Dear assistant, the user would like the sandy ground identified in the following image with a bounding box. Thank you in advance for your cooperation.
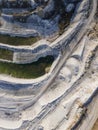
[92,119,98,130]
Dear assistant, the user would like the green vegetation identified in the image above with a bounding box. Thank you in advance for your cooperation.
[0,56,54,79]
[0,48,13,60]
[0,35,40,46]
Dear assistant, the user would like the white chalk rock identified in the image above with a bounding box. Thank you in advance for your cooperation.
[59,66,72,82]
[66,57,80,75]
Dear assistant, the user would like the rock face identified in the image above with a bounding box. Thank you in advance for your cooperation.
[0,0,90,64]
[0,0,98,130]
[0,0,80,37]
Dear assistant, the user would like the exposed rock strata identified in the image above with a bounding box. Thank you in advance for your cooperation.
[0,0,91,64]
[0,0,97,130]
[0,37,98,130]
[0,0,80,38]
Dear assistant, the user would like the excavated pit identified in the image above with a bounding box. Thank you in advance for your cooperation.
[0,0,97,130]
[0,0,80,40]
[0,0,81,79]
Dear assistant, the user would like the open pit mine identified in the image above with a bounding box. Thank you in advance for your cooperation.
[0,0,98,130]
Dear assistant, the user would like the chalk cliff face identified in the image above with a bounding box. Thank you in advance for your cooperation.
[0,0,98,130]
[0,0,80,37]
[0,0,82,64]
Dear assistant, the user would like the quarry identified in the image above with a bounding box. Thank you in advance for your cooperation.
[0,0,97,130]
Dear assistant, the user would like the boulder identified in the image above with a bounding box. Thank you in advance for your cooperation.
[66,3,75,12]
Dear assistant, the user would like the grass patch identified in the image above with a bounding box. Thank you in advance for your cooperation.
[0,35,40,46]
[0,56,54,78]
[0,48,13,60]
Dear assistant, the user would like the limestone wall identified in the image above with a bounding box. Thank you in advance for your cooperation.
[0,0,90,64]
